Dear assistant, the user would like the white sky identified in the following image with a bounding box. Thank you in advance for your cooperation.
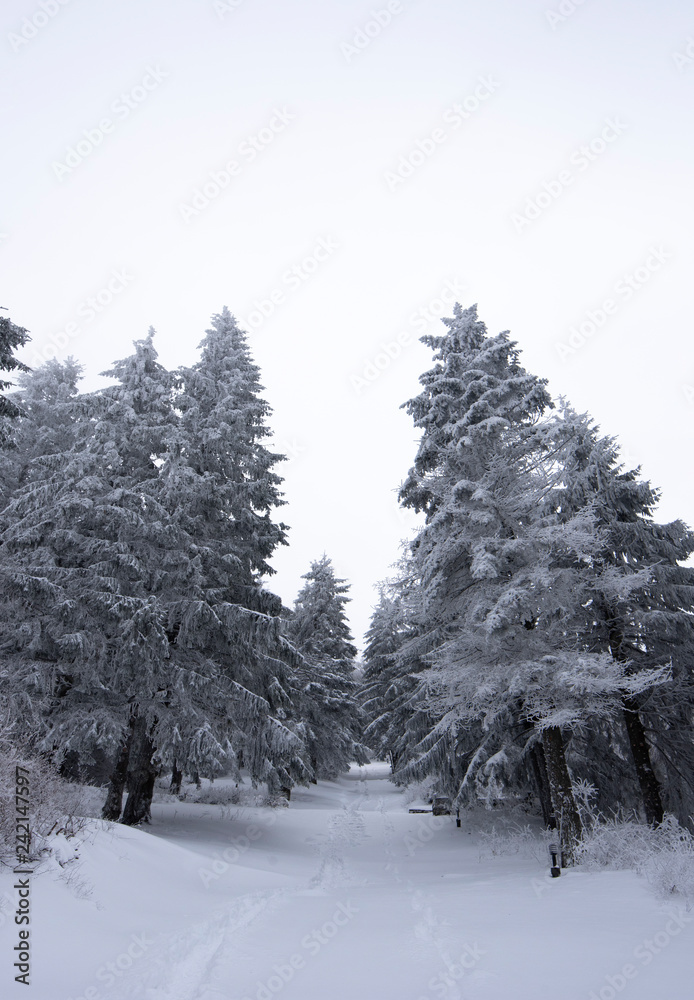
[3,0,693,648]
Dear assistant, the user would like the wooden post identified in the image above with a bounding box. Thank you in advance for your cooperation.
[549,842,561,878]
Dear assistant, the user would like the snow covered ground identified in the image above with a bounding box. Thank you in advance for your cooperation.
[2,762,692,1000]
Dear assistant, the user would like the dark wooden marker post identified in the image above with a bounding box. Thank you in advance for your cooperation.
[549,842,561,878]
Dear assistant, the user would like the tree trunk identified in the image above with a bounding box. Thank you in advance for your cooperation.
[606,610,665,826]
[59,749,81,782]
[528,743,556,830]
[122,715,157,826]
[541,727,582,860]
[102,725,133,821]
[622,696,664,826]
[169,761,182,796]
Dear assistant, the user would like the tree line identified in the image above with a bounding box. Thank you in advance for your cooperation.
[2,302,692,855]
[0,308,366,825]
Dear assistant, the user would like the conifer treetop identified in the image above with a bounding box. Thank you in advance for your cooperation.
[292,554,357,665]
[400,303,553,514]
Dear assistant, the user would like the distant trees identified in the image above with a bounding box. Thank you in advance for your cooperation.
[285,555,367,779]
[361,556,425,771]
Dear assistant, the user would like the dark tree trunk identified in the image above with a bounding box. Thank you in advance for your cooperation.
[622,696,664,826]
[542,727,582,860]
[606,611,665,826]
[59,749,81,782]
[102,726,133,821]
[528,743,556,830]
[122,715,157,826]
[169,762,182,795]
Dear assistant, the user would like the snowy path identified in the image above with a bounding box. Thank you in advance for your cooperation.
[135,764,498,1000]
[4,763,692,999]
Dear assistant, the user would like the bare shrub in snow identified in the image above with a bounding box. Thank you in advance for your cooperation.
[174,779,287,810]
[575,814,694,900]
[477,822,553,862]
[0,731,92,864]
[403,776,437,806]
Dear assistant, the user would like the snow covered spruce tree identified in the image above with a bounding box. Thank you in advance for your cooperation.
[394,304,667,853]
[285,555,367,779]
[0,309,30,430]
[0,337,194,823]
[546,406,694,826]
[164,307,310,797]
[0,348,174,816]
[0,317,311,824]
[360,556,428,771]
[104,315,312,819]
[0,358,95,733]
[360,585,407,766]
[92,328,192,823]
[0,358,84,518]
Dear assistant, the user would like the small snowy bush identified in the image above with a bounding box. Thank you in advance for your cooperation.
[403,776,438,806]
[189,784,244,806]
[477,822,549,861]
[575,814,694,900]
[0,735,89,865]
[175,780,287,809]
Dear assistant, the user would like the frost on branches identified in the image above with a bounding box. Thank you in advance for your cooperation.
[0,311,311,826]
[369,303,681,853]
[285,555,368,779]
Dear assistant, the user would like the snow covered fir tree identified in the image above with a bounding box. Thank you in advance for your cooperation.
[284,554,368,779]
[361,303,694,854]
[1,301,692,865]
[0,310,313,825]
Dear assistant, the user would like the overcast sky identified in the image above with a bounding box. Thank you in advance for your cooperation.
[3,0,693,648]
